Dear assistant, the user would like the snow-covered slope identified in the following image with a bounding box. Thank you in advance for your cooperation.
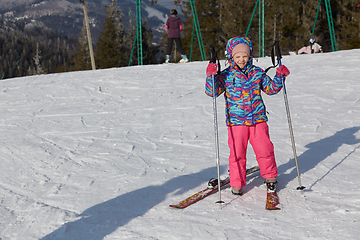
[0,49,360,239]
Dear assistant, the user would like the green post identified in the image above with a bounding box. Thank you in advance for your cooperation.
[259,0,265,57]
[245,0,264,57]
[312,0,322,38]
[245,0,259,37]
[136,0,143,65]
[312,0,337,52]
[189,0,206,61]
[129,32,137,66]
[324,0,337,51]
[189,20,195,61]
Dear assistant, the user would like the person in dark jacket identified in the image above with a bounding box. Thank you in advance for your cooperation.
[165,9,188,63]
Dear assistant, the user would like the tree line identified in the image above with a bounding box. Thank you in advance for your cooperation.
[73,0,160,71]
[0,0,159,80]
[179,0,360,60]
[0,17,77,80]
[1,0,359,80]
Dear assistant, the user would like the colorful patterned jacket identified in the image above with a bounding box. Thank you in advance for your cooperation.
[205,37,284,126]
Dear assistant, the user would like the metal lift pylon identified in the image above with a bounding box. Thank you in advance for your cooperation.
[245,0,265,57]
[312,0,338,52]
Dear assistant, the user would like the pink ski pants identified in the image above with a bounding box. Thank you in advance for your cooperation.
[227,122,278,188]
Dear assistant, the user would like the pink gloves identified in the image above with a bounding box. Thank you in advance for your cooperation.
[276,65,290,78]
[206,63,218,77]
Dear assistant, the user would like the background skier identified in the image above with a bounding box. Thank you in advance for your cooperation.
[298,37,323,54]
[165,9,189,63]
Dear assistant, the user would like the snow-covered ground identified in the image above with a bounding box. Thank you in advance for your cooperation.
[0,49,360,239]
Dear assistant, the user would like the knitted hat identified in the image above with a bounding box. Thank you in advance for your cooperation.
[170,9,177,15]
[226,37,253,59]
[231,43,250,57]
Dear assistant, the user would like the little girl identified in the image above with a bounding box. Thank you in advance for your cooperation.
[205,37,290,195]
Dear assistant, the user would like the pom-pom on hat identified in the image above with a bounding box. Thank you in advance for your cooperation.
[226,37,253,59]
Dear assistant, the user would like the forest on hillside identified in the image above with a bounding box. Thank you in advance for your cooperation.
[0,0,159,80]
[1,0,360,80]
[0,18,78,80]
[178,0,360,60]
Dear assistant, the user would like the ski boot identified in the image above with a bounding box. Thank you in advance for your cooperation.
[231,187,243,196]
[265,179,277,193]
[179,55,189,63]
[207,178,218,189]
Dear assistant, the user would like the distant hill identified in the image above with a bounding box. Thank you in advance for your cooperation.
[0,16,79,80]
[0,0,177,44]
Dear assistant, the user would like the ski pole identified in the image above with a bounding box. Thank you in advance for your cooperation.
[209,45,224,204]
[274,41,305,191]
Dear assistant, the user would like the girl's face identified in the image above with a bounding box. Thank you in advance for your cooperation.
[233,52,249,69]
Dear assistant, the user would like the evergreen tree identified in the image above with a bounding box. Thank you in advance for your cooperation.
[177,0,359,58]
[71,20,92,71]
[179,0,222,61]
[265,0,311,54]
[333,0,360,49]
[132,21,160,65]
[95,0,127,69]
[0,17,77,80]
[127,9,137,66]
[34,42,44,75]
[128,16,160,65]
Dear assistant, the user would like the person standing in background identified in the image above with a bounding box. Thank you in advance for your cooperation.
[165,9,189,63]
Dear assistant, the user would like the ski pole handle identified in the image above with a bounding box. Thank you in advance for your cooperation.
[209,45,216,63]
[274,40,282,64]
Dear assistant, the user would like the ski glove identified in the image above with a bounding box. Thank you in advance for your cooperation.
[276,65,290,78]
[206,63,218,77]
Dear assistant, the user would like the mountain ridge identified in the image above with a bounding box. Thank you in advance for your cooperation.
[0,0,176,44]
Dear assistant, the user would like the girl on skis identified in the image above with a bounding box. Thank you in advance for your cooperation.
[205,37,290,195]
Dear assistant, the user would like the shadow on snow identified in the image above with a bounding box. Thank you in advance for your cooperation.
[277,126,360,190]
[40,166,223,240]
[41,126,360,238]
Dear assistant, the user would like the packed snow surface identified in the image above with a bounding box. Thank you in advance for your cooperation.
[0,49,360,239]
